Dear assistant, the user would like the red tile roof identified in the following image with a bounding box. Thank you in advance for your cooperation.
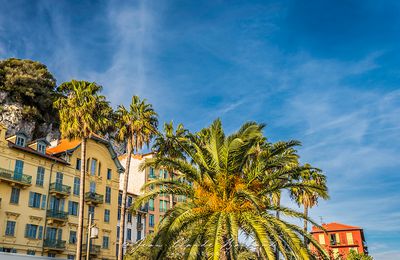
[47,139,81,155]
[8,142,69,164]
[311,222,362,233]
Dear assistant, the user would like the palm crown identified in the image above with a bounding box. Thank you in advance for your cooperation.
[132,119,329,260]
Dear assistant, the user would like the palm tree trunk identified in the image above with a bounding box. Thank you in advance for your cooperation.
[76,137,87,260]
[118,142,133,260]
[303,205,309,246]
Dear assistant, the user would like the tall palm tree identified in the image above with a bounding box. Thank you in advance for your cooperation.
[54,80,112,259]
[116,96,158,260]
[290,165,329,245]
[132,119,329,259]
[152,121,187,208]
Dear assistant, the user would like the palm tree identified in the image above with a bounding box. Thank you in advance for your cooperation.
[152,121,187,208]
[291,165,329,245]
[132,119,329,259]
[116,96,158,260]
[54,80,112,259]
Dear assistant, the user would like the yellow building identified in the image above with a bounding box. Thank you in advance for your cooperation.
[0,124,123,259]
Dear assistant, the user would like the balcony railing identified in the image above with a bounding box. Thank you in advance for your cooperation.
[0,167,32,187]
[47,210,68,221]
[84,192,103,205]
[83,244,101,255]
[43,238,66,250]
[49,182,71,196]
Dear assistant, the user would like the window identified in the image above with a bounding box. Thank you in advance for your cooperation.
[104,209,110,223]
[36,167,45,186]
[118,192,122,206]
[37,142,46,154]
[164,170,168,179]
[149,199,154,211]
[127,228,131,241]
[73,177,80,195]
[127,213,132,223]
[90,181,96,193]
[107,169,112,180]
[102,236,109,249]
[27,250,36,255]
[137,231,142,241]
[98,162,101,176]
[346,232,354,244]
[137,214,142,224]
[10,187,20,204]
[318,234,325,245]
[330,233,339,245]
[14,160,24,179]
[159,200,167,212]
[67,255,75,260]
[38,226,43,239]
[5,221,16,236]
[88,206,95,219]
[105,187,111,203]
[118,209,121,220]
[29,192,43,208]
[25,224,38,239]
[149,167,155,178]
[90,158,97,175]
[16,135,25,147]
[68,201,79,216]
[117,226,120,240]
[48,253,56,258]
[127,196,132,207]
[69,231,77,244]
[76,159,81,170]
[159,169,163,179]
[149,214,154,227]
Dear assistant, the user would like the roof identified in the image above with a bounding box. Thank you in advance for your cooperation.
[118,152,155,161]
[47,139,81,154]
[47,137,125,173]
[311,222,362,233]
[8,141,69,164]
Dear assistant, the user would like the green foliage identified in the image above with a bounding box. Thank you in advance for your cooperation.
[0,58,58,122]
[54,80,112,139]
[130,119,330,260]
[347,250,373,260]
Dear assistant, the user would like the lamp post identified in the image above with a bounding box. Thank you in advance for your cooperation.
[86,213,98,260]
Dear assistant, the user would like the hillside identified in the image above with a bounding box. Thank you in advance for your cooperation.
[0,58,60,140]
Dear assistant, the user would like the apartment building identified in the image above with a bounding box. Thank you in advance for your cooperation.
[117,153,172,239]
[311,222,369,258]
[0,123,123,259]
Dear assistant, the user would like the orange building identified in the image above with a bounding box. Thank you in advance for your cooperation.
[311,222,368,259]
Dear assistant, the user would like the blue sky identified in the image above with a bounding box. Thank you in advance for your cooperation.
[1,0,400,258]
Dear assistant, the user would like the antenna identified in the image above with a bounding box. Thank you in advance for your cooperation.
[319,216,324,224]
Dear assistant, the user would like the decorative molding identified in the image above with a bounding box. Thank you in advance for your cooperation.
[29,216,43,222]
[5,211,20,219]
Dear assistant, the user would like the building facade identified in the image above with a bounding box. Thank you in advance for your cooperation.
[117,152,181,253]
[0,124,123,259]
[311,222,369,258]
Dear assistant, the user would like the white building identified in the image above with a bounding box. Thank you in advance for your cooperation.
[117,153,153,255]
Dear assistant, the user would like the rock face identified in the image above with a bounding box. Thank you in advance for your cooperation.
[0,91,60,141]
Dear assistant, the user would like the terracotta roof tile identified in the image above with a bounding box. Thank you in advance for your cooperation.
[311,222,362,233]
[47,139,81,154]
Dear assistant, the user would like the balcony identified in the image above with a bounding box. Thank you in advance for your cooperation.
[83,244,101,255]
[43,238,66,251]
[138,203,148,213]
[49,183,71,197]
[84,192,103,205]
[0,167,32,188]
[46,210,68,224]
